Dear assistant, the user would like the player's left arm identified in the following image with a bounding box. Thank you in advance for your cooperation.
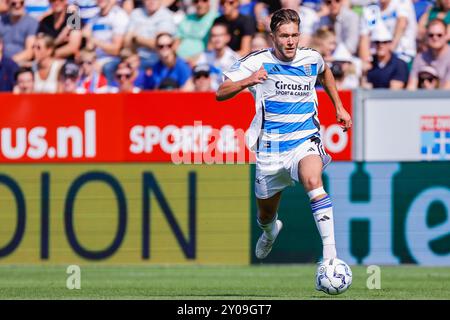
[317,64,352,132]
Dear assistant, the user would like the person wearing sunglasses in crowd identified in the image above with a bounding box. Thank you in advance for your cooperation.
[125,0,176,72]
[57,60,86,93]
[365,22,409,89]
[417,65,441,89]
[408,18,450,89]
[418,0,450,43]
[0,0,38,64]
[113,61,141,93]
[31,32,64,92]
[143,32,192,91]
[192,63,212,92]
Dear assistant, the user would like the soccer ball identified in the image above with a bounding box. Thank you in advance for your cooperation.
[315,258,352,295]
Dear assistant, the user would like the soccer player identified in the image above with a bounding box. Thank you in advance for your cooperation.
[216,9,352,263]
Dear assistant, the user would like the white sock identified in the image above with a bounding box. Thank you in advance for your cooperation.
[257,213,278,240]
[310,195,337,260]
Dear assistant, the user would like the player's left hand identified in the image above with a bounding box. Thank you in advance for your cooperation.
[336,108,352,132]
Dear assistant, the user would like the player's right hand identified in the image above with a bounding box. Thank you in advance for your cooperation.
[247,66,268,86]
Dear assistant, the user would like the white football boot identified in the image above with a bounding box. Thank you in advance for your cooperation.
[255,220,283,259]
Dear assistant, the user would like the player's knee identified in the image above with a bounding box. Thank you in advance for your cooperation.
[303,176,322,190]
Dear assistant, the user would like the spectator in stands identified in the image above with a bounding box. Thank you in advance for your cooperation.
[143,32,192,90]
[214,0,255,57]
[196,22,239,89]
[254,0,281,32]
[417,65,441,89]
[175,0,217,64]
[253,2,268,32]
[365,23,409,89]
[77,47,105,91]
[58,60,86,93]
[83,0,129,84]
[408,19,450,89]
[239,0,258,20]
[330,43,361,89]
[77,47,108,92]
[13,66,34,93]
[192,63,212,91]
[117,47,146,88]
[125,0,176,71]
[114,61,141,92]
[0,35,19,91]
[25,0,50,21]
[0,0,38,64]
[316,0,359,55]
[31,33,64,92]
[311,27,337,64]
[37,0,82,59]
[71,0,100,26]
[0,36,19,92]
[418,0,450,42]
[280,0,318,47]
[251,31,269,51]
[360,0,417,65]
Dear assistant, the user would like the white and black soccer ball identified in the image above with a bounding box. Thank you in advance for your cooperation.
[315,258,352,295]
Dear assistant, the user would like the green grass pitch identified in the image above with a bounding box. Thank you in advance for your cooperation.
[0,265,449,299]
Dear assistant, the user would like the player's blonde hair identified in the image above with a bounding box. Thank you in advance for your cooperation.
[270,9,301,33]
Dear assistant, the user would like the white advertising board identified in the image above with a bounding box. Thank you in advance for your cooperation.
[363,97,450,161]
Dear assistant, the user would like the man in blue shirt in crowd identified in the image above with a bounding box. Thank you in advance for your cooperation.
[366,24,409,89]
[0,35,19,91]
[144,32,192,90]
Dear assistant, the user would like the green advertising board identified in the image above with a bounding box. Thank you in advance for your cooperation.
[251,162,450,265]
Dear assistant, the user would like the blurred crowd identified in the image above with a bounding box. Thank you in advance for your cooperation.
[0,0,449,94]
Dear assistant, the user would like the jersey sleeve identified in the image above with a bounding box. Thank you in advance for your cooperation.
[222,54,261,82]
[314,50,326,74]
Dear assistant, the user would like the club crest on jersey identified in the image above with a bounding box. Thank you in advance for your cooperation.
[304,64,312,76]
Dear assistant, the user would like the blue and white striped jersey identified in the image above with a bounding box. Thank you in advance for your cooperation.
[87,5,129,60]
[25,0,50,21]
[223,47,325,153]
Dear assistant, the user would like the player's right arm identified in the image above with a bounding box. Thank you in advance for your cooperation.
[216,66,268,101]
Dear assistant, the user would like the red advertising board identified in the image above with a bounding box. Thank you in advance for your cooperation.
[0,91,352,163]
[0,94,124,162]
[316,90,352,161]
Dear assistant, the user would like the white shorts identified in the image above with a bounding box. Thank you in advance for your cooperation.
[254,135,332,199]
